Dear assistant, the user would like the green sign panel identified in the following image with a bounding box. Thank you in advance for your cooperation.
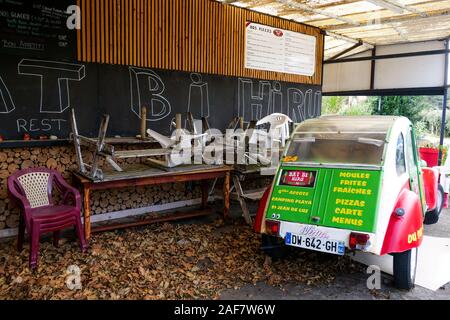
[266,166,382,233]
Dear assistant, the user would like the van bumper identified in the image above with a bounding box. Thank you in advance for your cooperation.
[273,221,378,255]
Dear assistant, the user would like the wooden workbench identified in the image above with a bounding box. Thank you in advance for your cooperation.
[72,164,232,241]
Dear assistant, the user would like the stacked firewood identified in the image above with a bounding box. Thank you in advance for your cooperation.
[89,183,202,215]
[0,146,202,230]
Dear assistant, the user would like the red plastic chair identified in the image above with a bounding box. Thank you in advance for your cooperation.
[7,168,88,269]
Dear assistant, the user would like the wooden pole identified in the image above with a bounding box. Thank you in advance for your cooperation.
[223,171,230,219]
[140,105,147,139]
[83,185,91,241]
[176,113,182,130]
[239,117,244,130]
[175,113,182,141]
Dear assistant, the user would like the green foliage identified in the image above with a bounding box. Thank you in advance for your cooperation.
[322,96,374,116]
[371,96,427,124]
[322,96,347,115]
[322,95,447,140]
[340,100,373,116]
[413,121,428,137]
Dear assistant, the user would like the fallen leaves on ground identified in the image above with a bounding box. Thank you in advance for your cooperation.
[0,219,363,300]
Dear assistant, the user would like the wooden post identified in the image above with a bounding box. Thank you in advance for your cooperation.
[91,114,110,180]
[176,113,182,130]
[70,109,86,174]
[223,171,230,219]
[140,106,147,139]
[187,112,195,134]
[83,185,91,241]
[239,117,244,130]
[201,180,208,209]
[232,174,252,225]
[175,113,182,141]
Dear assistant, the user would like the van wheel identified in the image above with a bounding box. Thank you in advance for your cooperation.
[424,185,444,225]
[393,248,417,290]
[261,234,290,260]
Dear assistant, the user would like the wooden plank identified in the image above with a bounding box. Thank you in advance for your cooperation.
[133,0,137,66]
[83,186,91,240]
[114,148,170,158]
[76,0,324,84]
[105,0,110,63]
[77,0,82,61]
[100,0,105,63]
[96,0,101,62]
[86,0,92,62]
[80,166,232,188]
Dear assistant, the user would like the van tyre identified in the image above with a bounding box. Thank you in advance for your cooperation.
[424,184,444,225]
[261,234,290,260]
[393,248,417,290]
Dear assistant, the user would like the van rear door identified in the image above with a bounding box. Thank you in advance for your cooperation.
[266,166,382,234]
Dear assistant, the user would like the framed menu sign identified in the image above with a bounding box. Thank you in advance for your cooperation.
[245,22,316,77]
[0,0,76,61]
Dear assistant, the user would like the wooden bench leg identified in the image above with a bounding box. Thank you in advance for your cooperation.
[223,172,230,219]
[201,180,208,209]
[83,185,91,242]
[232,175,253,225]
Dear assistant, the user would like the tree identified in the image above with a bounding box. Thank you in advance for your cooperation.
[371,96,428,124]
[322,96,347,115]
[322,96,374,116]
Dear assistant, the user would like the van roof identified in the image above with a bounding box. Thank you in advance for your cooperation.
[294,115,403,135]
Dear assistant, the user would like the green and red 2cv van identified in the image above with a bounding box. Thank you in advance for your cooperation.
[254,116,444,290]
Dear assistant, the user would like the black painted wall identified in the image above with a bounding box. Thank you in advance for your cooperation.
[0,54,322,140]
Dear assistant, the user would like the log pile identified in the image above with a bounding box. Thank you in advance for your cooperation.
[89,183,201,215]
[0,146,202,230]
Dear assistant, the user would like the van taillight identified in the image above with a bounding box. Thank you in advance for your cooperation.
[349,232,370,250]
[265,220,280,236]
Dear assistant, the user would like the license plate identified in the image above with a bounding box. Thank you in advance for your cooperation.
[285,232,345,256]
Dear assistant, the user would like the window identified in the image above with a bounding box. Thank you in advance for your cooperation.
[406,129,420,194]
[396,133,406,175]
[286,132,386,165]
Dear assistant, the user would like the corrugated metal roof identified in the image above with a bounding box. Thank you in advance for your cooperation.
[218,0,450,58]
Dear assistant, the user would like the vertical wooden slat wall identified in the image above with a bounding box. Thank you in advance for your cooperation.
[78,0,323,85]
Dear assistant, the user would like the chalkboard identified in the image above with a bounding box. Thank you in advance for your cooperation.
[0,0,76,61]
[0,54,322,141]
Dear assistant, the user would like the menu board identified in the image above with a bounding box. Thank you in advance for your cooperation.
[266,167,380,233]
[0,0,76,60]
[245,22,316,76]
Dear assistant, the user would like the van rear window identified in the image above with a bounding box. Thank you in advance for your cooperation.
[286,133,386,165]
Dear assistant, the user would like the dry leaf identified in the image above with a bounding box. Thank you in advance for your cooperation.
[0,218,361,300]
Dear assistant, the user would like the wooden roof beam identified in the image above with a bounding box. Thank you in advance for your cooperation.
[366,0,426,17]
[221,0,241,4]
[247,0,277,9]
[323,8,450,31]
[276,0,362,26]
[327,41,364,61]
[326,30,375,49]
[367,0,427,17]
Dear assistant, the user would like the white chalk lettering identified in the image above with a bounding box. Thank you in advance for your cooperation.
[16,118,67,133]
